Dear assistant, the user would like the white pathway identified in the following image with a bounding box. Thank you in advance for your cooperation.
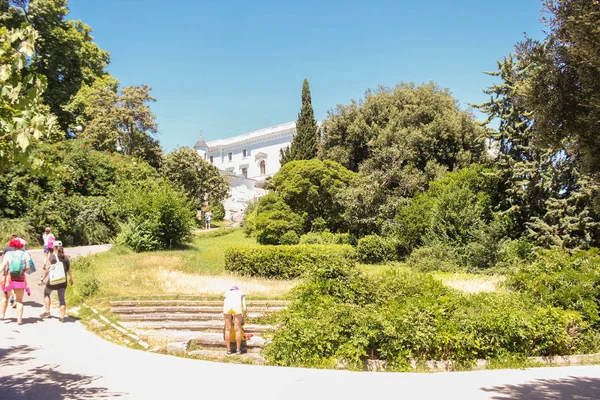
[1,246,599,399]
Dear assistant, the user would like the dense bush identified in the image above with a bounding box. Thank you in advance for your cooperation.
[111,179,196,251]
[506,248,600,325]
[271,159,356,233]
[115,219,161,252]
[27,194,117,246]
[298,232,357,246]
[279,231,300,245]
[264,268,587,370]
[406,242,459,272]
[243,193,303,245]
[224,244,356,279]
[356,234,397,264]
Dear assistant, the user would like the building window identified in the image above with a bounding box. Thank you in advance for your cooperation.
[242,149,247,158]
[260,160,266,175]
[228,152,232,161]
[209,155,213,164]
[242,167,248,178]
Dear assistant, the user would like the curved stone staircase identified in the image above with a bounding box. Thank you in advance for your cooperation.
[110,298,286,362]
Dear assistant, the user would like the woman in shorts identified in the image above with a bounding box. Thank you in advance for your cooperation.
[223,286,246,355]
[39,241,73,322]
[0,238,31,324]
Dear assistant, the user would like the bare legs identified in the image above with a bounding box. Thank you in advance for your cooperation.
[14,288,23,324]
[223,313,243,353]
[0,292,7,319]
[1,289,24,323]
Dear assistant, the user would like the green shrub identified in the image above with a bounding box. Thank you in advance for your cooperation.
[311,217,327,232]
[299,232,328,244]
[356,234,397,263]
[332,233,357,246]
[29,194,118,246]
[505,248,600,325]
[77,277,100,298]
[407,242,459,272]
[115,219,161,252]
[243,193,303,245]
[224,244,356,279]
[196,227,238,238]
[279,231,300,245]
[111,179,196,251]
[264,268,587,369]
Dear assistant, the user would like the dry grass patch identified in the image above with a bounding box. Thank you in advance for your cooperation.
[158,268,297,298]
[435,273,505,293]
[358,263,504,294]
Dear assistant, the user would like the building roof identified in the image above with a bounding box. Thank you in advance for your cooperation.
[193,139,208,149]
[206,121,296,149]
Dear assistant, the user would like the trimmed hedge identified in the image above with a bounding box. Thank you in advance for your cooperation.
[224,244,356,279]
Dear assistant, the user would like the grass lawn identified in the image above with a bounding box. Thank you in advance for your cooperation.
[357,262,505,293]
[71,228,297,306]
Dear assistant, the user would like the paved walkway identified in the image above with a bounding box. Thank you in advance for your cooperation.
[1,246,599,399]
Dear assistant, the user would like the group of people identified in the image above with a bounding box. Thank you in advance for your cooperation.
[1,227,73,324]
[3,227,244,355]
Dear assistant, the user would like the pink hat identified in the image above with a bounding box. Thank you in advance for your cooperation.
[231,286,239,291]
[45,227,51,232]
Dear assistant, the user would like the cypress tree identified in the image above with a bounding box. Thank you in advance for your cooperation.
[280,79,319,166]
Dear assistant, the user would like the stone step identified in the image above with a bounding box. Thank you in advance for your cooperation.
[120,320,273,334]
[191,332,267,348]
[111,306,283,314]
[187,349,265,363]
[109,300,289,307]
[118,312,268,322]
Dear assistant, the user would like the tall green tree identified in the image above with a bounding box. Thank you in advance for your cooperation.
[517,0,600,178]
[161,147,229,207]
[3,0,110,130]
[280,79,319,165]
[66,79,163,168]
[321,82,486,190]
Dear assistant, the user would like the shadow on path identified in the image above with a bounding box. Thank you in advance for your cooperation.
[0,345,126,399]
[23,301,43,308]
[481,376,600,399]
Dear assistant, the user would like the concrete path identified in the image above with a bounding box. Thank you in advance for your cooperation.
[1,245,600,399]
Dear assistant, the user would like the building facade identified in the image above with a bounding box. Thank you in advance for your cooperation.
[193,121,296,220]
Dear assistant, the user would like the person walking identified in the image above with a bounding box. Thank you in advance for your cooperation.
[39,241,73,323]
[0,238,31,324]
[205,209,212,229]
[223,286,246,355]
[42,227,55,268]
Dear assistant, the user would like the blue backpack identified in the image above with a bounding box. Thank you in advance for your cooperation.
[9,250,25,277]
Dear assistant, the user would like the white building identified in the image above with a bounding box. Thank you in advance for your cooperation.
[194,121,296,220]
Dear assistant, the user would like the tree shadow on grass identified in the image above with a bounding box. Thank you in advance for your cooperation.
[481,376,600,399]
[0,345,126,399]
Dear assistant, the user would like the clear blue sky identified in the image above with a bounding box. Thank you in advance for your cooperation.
[68,0,546,153]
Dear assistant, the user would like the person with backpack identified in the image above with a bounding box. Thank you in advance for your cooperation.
[39,240,73,323]
[0,238,31,324]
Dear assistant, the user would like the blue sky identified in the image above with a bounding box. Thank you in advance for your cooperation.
[68,0,546,153]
